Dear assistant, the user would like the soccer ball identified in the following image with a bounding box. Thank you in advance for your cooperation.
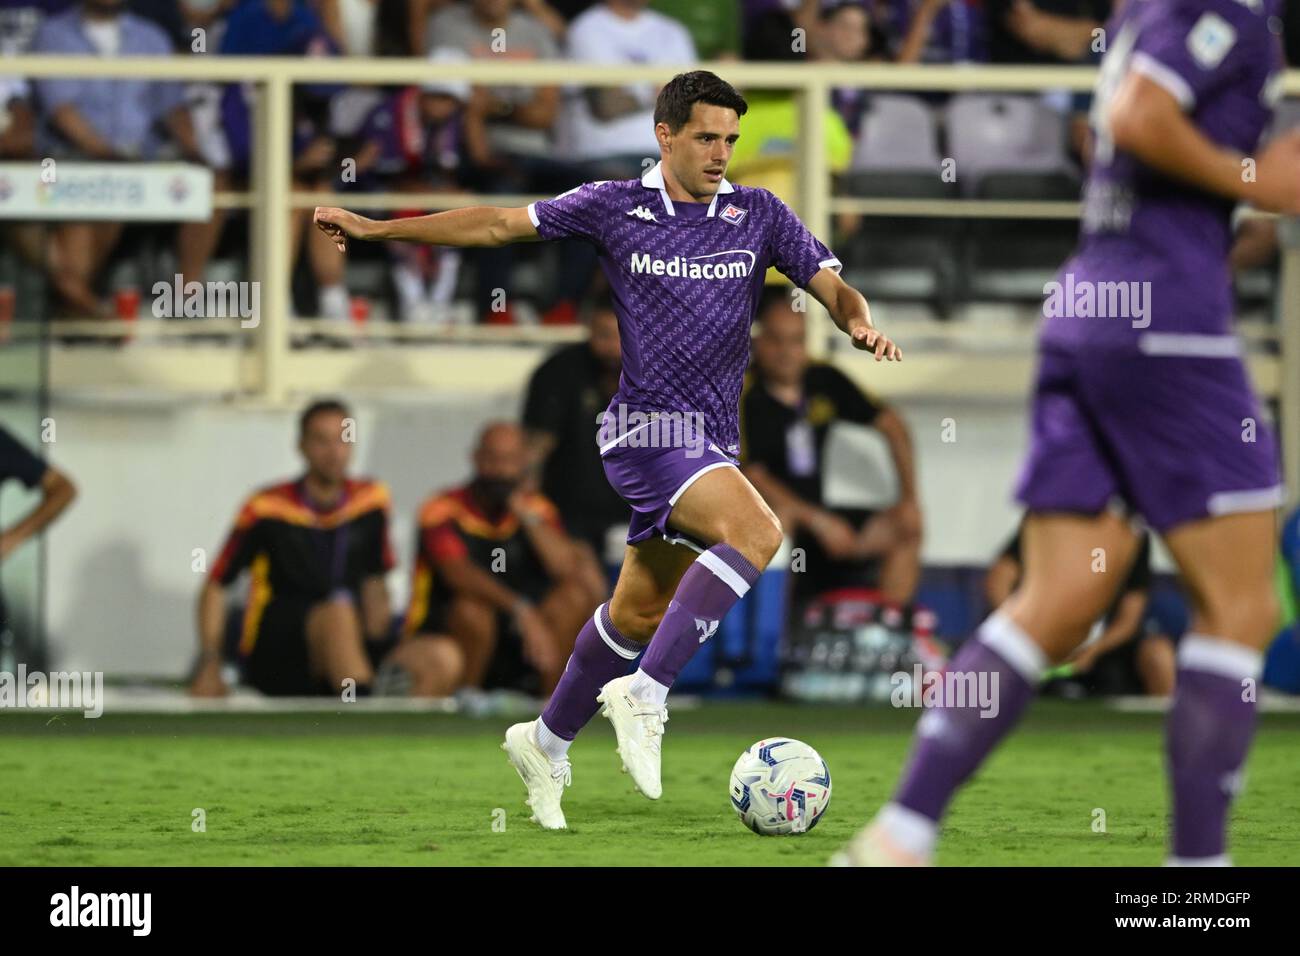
[729,737,832,835]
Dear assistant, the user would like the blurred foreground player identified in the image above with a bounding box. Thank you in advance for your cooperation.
[314,70,900,827]
[839,0,1300,866]
[191,400,461,697]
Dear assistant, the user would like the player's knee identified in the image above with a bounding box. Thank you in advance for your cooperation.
[422,638,465,689]
[733,512,782,567]
[609,602,661,644]
[1198,587,1279,648]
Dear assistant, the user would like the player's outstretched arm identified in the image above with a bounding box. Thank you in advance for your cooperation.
[1108,74,1300,215]
[312,205,541,253]
[807,267,901,362]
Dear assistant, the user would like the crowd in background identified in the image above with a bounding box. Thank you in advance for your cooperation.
[0,0,1195,323]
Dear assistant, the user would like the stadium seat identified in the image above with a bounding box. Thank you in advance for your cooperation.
[944,94,1078,199]
[851,94,943,177]
[839,97,960,315]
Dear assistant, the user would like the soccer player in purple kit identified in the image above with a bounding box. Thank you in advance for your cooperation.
[315,70,901,828]
[836,0,1300,866]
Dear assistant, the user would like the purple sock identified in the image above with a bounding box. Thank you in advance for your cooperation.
[1166,634,1261,864]
[637,543,760,689]
[894,612,1044,822]
[539,603,642,740]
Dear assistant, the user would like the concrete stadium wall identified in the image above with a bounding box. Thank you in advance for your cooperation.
[36,393,1039,676]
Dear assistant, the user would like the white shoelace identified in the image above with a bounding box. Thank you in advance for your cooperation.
[635,707,668,756]
[549,760,572,788]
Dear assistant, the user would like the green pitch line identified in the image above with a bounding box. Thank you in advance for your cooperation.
[2,701,1298,866]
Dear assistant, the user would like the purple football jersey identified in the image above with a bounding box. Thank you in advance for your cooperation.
[1042,0,1284,352]
[528,162,841,456]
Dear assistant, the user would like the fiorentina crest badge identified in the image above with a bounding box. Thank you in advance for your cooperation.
[719,203,747,225]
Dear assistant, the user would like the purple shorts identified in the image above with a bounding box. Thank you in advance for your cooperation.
[1015,345,1283,533]
[599,415,738,547]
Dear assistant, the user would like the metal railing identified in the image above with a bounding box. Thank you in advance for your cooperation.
[6,56,1300,501]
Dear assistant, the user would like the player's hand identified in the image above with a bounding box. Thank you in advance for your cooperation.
[0,530,20,563]
[1250,130,1300,215]
[850,325,902,362]
[189,660,228,698]
[313,206,378,252]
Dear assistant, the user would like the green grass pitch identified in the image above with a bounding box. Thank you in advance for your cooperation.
[2,701,1299,866]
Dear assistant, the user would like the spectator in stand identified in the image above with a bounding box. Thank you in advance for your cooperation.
[521,292,626,590]
[986,0,1107,64]
[0,78,46,292]
[192,398,463,698]
[348,48,470,323]
[650,0,739,60]
[219,0,355,320]
[740,292,922,612]
[479,0,697,325]
[426,0,564,325]
[30,0,207,318]
[403,422,604,695]
[885,0,987,64]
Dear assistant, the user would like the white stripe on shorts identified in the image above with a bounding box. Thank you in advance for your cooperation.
[1207,485,1285,517]
[668,461,735,507]
[1136,333,1240,358]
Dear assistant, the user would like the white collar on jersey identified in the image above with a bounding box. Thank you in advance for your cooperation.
[640,161,734,219]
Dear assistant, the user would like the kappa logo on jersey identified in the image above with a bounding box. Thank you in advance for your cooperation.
[695,617,720,642]
[627,205,659,223]
[719,203,747,225]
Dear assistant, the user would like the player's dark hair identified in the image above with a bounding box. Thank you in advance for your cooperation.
[299,398,351,438]
[654,71,748,133]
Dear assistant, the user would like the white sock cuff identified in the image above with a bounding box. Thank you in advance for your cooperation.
[534,718,572,762]
[696,548,751,599]
[629,669,670,707]
[1178,633,1263,682]
[977,611,1048,684]
[877,802,938,858]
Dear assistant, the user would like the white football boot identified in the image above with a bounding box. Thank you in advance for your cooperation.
[597,674,668,799]
[830,819,933,867]
[502,719,571,830]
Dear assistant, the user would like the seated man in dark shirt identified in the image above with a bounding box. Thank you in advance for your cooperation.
[191,399,462,697]
[740,291,921,612]
[404,421,604,696]
[521,293,626,590]
[0,424,77,641]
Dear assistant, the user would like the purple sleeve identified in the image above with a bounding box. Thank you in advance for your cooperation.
[766,193,841,288]
[1128,1,1264,110]
[527,182,608,245]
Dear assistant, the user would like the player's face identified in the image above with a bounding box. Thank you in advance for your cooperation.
[299,412,352,485]
[588,309,621,371]
[473,425,527,486]
[754,306,808,385]
[663,103,741,199]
